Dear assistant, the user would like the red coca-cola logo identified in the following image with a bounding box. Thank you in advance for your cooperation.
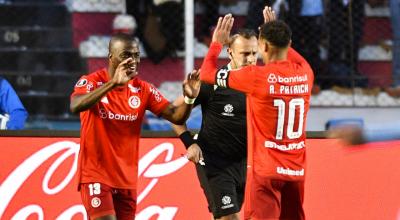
[0,138,209,220]
[2,138,400,219]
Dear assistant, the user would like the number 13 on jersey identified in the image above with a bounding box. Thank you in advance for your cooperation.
[274,98,305,140]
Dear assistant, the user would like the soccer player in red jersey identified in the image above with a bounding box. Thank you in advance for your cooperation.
[70,33,200,220]
[200,8,314,220]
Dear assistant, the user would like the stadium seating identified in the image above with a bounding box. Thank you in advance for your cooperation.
[0,0,397,129]
[0,0,86,120]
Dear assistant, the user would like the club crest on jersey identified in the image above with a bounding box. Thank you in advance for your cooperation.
[267,73,277,84]
[91,197,101,208]
[128,96,141,109]
[75,79,88,87]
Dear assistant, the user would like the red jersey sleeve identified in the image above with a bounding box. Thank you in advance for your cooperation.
[288,47,311,68]
[70,75,97,98]
[200,42,256,94]
[224,66,257,94]
[145,83,170,116]
[200,42,223,84]
[288,47,314,83]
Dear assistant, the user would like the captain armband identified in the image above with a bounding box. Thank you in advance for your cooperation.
[216,68,229,88]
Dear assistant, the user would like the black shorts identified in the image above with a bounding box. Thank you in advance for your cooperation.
[196,157,246,218]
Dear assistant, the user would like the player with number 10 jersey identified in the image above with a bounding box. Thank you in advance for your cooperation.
[200,12,313,219]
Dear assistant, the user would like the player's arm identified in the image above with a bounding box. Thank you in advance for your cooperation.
[170,96,204,163]
[160,70,201,124]
[170,96,189,133]
[0,78,28,129]
[200,14,233,85]
[200,14,256,94]
[287,47,309,66]
[70,58,136,114]
[70,81,115,114]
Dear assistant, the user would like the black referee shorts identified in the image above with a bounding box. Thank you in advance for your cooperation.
[195,157,246,218]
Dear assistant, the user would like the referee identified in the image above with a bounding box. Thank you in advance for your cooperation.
[172,29,258,220]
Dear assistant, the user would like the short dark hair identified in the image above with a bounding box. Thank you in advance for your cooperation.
[109,33,138,51]
[259,20,292,48]
[228,28,257,48]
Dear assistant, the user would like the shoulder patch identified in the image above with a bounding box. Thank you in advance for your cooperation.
[75,79,88,87]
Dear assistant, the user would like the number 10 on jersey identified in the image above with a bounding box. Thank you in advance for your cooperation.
[274,98,305,140]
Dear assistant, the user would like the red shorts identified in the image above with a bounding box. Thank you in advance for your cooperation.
[80,182,136,220]
[244,174,305,220]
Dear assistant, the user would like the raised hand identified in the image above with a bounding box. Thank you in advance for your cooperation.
[183,69,201,99]
[263,6,276,23]
[211,14,234,45]
[111,58,138,86]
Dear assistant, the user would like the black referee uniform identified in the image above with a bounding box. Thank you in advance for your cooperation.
[194,65,247,218]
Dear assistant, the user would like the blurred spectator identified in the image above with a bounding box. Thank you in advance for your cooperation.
[0,77,28,130]
[286,0,324,91]
[126,0,183,63]
[197,0,239,45]
[112,14,137,36]
[197,0,220,45]
[244,0,273,31]
[327,0,368,89]
[385,0,400,96]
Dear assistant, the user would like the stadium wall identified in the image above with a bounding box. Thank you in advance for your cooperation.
[0,135,399,220]
[308,107,400,131]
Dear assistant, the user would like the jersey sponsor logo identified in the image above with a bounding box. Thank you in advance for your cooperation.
[221,104,234,117]
[267,73,277,83]
[221,195,234,209]
[75,79,87,87]
[216,69,229,88]
[128,96,141,109]
[91,197,101,208]
[149,87,162,102]
[267,74,308,84]
[99,108,138,121]
[276,167,304,176]
[265,141,305,151]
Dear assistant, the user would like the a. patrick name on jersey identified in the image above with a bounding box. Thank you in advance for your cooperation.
[267,73,309,95]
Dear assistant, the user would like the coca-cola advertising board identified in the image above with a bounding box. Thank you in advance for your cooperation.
[1,137,400,220]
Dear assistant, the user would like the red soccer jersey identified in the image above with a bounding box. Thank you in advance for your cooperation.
[201,42,314,181]
[71,69,169,189]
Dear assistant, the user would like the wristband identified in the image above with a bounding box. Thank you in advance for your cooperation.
[184,96,196,104]
[179,131,196,149]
